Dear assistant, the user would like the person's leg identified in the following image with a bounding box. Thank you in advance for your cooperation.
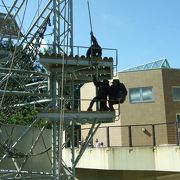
[109,98,115,111]
[86,47,91,57]
[100,100,105,111]
[97,49,102,57]
[100,97,109,111]
[87,97,98,111]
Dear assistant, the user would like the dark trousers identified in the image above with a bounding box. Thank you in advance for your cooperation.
[89,95,108,111]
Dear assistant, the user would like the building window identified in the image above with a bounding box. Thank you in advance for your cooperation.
[129,87,154,103]
[172,87,180,101]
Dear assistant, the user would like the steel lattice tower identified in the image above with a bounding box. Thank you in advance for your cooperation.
[0,1,117,180]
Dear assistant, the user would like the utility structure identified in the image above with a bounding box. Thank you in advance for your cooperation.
[0,1,118,179]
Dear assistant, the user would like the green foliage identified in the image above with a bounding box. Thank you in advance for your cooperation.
[8,106,37,126]
[7,106,51,129]
[0,112,6,124]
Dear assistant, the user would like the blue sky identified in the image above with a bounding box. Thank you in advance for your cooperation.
[1,0,180,71]
[74,0,180,71]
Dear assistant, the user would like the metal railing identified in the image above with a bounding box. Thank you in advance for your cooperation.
[81,122,180,147]
[39,44,118,77]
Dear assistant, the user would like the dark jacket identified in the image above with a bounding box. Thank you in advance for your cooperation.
[86,33,102,57]
[109,82,127,103]
[93,77,109,98]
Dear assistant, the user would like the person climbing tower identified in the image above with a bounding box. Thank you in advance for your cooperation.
[109,79,127,111]
[86,31,102,58]
[87,76,110,111]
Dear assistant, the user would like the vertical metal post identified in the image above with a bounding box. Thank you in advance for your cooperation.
[106,127,110,147]
[91,138,93,148]
[69,0,73,55]
[175,122,179,145]
[52,0,57,54]
[71,79,75,110]
[71,120,75,180]
[128,126,132,147]
[51,70,60,180]
[95,65,99,110]
[152,124,156,146]
[52,121,58,180]
[76,127,80,147]
[57,1,61,54]
[50,72,57,107]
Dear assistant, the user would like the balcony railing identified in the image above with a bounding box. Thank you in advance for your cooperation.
[81,122,180,147]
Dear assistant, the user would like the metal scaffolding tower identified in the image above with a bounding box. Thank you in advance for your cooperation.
[0,1,117,179]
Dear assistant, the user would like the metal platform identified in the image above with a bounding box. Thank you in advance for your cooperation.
[38,55,115,125]
[40,55,113,81]
[37,111,115,124]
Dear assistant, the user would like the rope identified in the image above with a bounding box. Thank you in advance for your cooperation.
[58,1,67,178]
[87,0,93,33]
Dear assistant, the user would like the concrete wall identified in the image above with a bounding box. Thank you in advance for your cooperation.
[120,69,180,145]
[63,146,180,179]
[119,69,166,125]
[80,82,96,111]
[2,125,180,180]
[64,146,180,172]
[161,69,180,123]
[0,124,51,172]
[161,69,180,143]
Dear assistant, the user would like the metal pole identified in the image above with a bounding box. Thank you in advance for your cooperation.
[71,120,75,180]
[53,0,57,54]
[175,122,179,145]
[95,65,99,110]
[128,126,132,147]
[69,0,73,55]
[106,127,110,147]
[152,125,156,146]
[51,70,59,180]
[52,121,58,180]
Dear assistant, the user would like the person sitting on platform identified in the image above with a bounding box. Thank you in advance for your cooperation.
[87,76,110,111]
[109,79,127,111]
[86,32,102,58]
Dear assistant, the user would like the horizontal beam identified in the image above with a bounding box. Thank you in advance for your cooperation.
[0,67,49,76]
[37,111,115,124]
[0,90,50,97]
[40,57,113,68]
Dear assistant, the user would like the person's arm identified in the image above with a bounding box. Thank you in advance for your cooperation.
[93,76,98,86]
[91,32,98,45]
[93,76,101,87]
[121,83,128,96]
